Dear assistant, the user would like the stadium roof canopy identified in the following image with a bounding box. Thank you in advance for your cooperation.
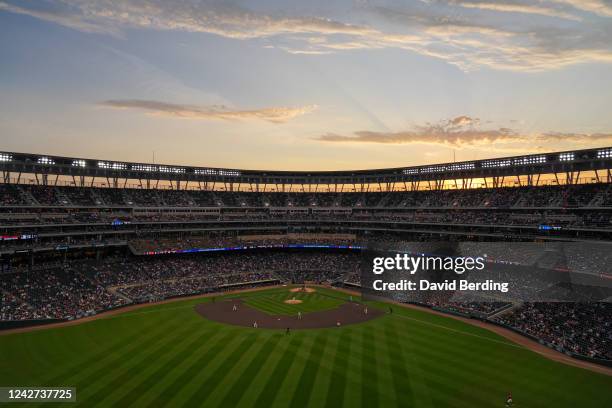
[1,147,612,188]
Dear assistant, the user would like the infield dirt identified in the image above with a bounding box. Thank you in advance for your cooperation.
[194,298,384,329]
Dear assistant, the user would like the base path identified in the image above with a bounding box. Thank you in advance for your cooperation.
[195,299,383,329]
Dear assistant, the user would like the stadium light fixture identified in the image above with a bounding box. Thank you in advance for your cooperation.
[132,164,158,172]
[512,155,546,165]
[0,153,12,162]
[419,162,475,174]
[597,148,612,159]
[98,161,127,170]
[37,156,55,165]
[72,159,86,167]
[402,168,418,175]
[159,166,186,174]
[195,168,241,177]
[559,153,574,161]
[482,159,512,168]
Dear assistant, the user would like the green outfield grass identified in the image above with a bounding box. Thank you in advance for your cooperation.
[243,289,345,315]
[0,286,610,407]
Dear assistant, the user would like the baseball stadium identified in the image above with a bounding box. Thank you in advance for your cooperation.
[0,148,611,407]
[2,1,612,406]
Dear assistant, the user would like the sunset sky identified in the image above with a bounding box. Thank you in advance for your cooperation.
[1,0,612,170]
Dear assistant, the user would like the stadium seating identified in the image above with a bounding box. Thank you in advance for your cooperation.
[1,181,611,363]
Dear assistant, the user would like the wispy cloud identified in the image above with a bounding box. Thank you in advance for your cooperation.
[316,116,524,146]
[549,0,612,17]
[317,129,522,145]
[1,0,612,71]
[0,1,114,34]
[99,99,316,123]
[314,116,612,147]
[369,3,612,71]
[450,1,581,21]
[538,131,612,142]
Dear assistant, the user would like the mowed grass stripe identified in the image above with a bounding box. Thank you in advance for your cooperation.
[180,335,259,407]
[379,319,527,407]
[368,323,397,405]
[383,320,415,407]
[68,317,185,385]
[342,328,363,408]
[260,326,386,405]
[373,319,513,405]
[216,306,532,408]
[15,322,106,382]
[77,322,197,406]
[391,310,517,347]
[38,316,164,386]
[197,333,282,406]
[323,329,352,408]
[251,334,307,407]
[246,297,289,314]
[216,334,284,407]
[377,317,522,371]
[232,333,304,406]
[250,297,294,315]
[296,323,413,405]
[323,321,429,407]
[386,320,435,408]
[389,325,527,390]
[308,332,341,407]
[152,331,240,406]
[287,333,329,408]
[275,333,322,384]
[3,286,611,408]
[108,329,220,407]
[410,348,539,408]
[268,334,318,408]
[360,328,379,408]
[356,324,404,407]
[32,316,183,408]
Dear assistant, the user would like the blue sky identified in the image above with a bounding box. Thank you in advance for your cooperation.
[1,0,612,170]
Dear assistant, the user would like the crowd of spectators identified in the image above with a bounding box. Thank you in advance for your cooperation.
[90,252,358,286]
[1,182,611,209]
[0,267,129,321]
[117,272,277,303]
[386,290,610,360]
[2,208,612,230]
[385,289,511,317]
[495,302,611,360]
[0,291,33,321]
[1,252,359,320]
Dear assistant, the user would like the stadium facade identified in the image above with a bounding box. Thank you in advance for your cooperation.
[2,146,612,259]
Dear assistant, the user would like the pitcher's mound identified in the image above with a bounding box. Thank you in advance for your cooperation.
[284,299,303,304]
[290,287,316,293]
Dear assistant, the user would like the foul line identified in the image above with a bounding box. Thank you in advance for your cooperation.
[390,313,525,350]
